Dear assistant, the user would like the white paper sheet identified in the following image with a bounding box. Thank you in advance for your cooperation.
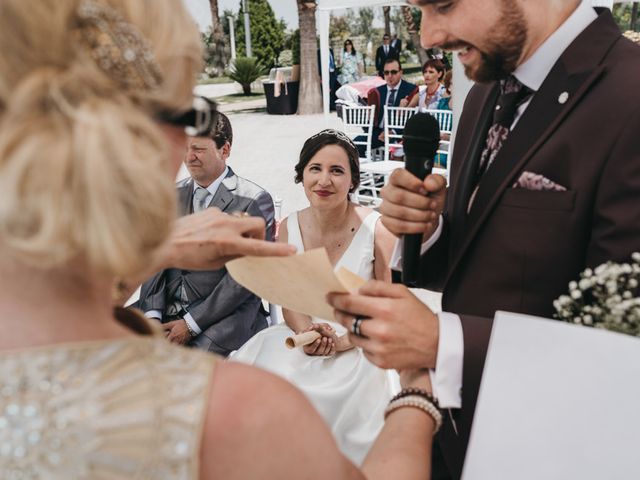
[463,311,640,480]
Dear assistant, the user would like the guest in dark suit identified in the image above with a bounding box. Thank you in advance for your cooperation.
[390,34,402,54]
[139,113,275,356]
[329,1,640,479]
[354,58,417,157]
[375,34,399,77]
[318,46,339,111]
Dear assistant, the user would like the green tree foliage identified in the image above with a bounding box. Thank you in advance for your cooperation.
[235,0,286,69]
[330,14,351,40]
[358,7,375,40]
[613,2,639,31]
[229,57,266,95]
[290,29,300,65]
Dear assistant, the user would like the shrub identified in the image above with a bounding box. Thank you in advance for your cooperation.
[235,0,285,70]
[229,57,265,95]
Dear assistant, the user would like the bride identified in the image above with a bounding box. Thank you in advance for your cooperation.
[232,129,396,464]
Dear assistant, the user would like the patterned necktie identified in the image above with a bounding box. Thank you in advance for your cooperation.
[468,75,532,210]
[193,186,210,213]
[477,75,532,180]
[387,88,396,107]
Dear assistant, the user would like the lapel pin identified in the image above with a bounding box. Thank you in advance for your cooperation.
[558,92,569,104]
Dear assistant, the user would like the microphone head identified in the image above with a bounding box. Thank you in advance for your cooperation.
[403,112,441,159]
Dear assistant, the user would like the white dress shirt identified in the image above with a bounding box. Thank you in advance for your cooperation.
[394,1,598,408]
[145,166,229,335]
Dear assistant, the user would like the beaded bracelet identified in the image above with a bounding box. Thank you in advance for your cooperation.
[390,387,439,407]
[384,395,443,433]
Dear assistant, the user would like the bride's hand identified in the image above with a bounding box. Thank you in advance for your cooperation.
[302,323,338,357]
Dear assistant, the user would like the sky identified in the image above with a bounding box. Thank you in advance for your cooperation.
[184,0,299,32]
[183,0,354,32]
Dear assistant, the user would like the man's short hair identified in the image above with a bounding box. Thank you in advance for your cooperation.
[212,112,233,149]
[384,57,402,71]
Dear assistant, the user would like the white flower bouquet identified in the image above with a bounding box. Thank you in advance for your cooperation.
[554,252,640,336]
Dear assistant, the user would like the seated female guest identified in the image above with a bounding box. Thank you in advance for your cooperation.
[0,0,438,478]
[232,130,397,465]
[400,59,447,111]
[437,70,453,111]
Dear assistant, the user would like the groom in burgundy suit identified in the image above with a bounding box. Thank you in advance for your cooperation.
[328,1,640,479]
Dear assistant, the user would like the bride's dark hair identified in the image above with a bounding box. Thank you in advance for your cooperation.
[294,129,360,192]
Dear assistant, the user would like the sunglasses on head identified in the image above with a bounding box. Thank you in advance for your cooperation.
[157,96,218,137]
[384,69,399,75]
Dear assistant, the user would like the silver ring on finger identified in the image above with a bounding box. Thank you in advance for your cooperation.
[350,316,367,338]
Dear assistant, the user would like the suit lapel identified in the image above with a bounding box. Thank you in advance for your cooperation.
[445,8,617,285]
[449,84,499,253]
[177,179,195,216]
[209,168,236,213]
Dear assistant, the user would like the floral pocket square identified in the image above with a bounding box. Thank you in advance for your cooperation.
[512,171,567,191]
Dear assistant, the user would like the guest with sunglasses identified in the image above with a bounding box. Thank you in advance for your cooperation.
[355,58,417,158]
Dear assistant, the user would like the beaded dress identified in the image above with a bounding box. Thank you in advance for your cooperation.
[0,308,215,479]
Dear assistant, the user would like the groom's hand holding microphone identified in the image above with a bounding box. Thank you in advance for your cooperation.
[328,113,446,371]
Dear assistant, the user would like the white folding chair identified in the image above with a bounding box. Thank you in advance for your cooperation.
[383,106,418,161]
[340,105,381,205]
[426,109,454,169]
[341,104,375,163]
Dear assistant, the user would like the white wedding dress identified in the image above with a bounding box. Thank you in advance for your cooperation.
[231,210,399,465]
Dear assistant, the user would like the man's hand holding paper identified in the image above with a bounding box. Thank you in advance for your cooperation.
[327,280,439,370]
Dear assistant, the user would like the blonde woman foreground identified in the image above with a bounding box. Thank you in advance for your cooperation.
[0,0,437,478]
[232,130,396,464]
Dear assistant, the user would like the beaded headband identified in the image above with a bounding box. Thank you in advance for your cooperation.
[75,0,163,92]
[308,129,357,151]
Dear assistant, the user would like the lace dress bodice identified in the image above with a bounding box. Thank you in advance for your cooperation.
[0,311,215,479]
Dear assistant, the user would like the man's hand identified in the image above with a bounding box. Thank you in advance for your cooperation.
[327,281,439,370]
[158,208,297,271]
[380,171,447,242]
[399,97,409,107]
[162,319,192,345]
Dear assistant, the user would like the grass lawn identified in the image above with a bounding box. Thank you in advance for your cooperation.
[198,75,269,85]
[215,92,265,105]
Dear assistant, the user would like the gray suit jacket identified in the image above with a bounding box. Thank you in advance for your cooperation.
[139,167,275,356]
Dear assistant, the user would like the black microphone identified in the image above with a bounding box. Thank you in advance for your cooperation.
[401,112,441,287]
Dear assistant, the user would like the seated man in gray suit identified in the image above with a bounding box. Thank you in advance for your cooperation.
[139,112,275,356]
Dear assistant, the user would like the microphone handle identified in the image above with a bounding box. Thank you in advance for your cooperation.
[402,153,434,286]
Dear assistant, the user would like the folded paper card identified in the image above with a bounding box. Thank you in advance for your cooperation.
[226,248,366,321]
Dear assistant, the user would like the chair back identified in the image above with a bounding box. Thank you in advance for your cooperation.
[383,106,418,161]
[341,104,375,163]
[426,109,454,170]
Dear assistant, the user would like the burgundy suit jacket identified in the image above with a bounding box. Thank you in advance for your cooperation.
[418,9,640,478]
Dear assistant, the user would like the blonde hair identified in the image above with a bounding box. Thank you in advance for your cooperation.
[0,0,202,277]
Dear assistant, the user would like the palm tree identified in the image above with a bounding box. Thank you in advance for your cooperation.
[402,6,428,65]
[383,6,391,36]
[208,0,228,76]
[296,0,322,115]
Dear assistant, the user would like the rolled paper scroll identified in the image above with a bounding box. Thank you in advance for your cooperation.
[285,331,322,349]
